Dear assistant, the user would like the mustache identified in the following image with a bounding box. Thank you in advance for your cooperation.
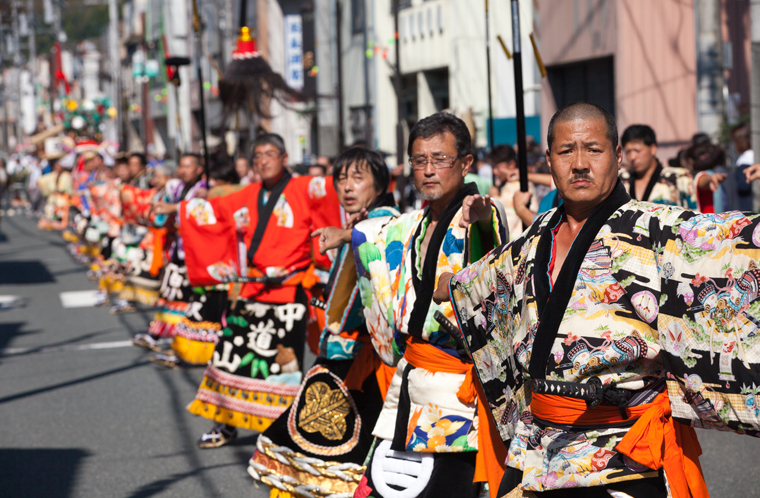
[571,173,593,183]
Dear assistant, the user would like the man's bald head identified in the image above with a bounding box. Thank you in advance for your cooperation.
[547,102,618,151]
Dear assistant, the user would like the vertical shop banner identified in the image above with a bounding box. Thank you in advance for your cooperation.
[284,15,304,91]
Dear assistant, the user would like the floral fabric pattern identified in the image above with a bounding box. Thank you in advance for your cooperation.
[619,165,697,209]
[352,199,507,454]
[450,199,760,491]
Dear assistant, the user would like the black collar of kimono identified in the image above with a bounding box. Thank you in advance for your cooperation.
[408,182,479,337]
[529,179,630,379]
[246,171,292,263]
[628,160,662,202]
[129,169,147,187]
[179,177,200,200]
[368,192,397,211]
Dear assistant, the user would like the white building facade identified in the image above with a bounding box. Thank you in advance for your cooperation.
[336,0,542,166]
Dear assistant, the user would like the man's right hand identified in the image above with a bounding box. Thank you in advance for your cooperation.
[433,272,454,304]
[745,164,760,183]
[152,201,178,215]
[343,208,369,230]
[311,226,351,255]
[459,195,492,228]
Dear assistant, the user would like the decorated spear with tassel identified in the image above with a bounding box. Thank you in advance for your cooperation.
[219,26,303,130]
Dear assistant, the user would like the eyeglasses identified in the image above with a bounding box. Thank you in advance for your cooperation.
[409,154,460,170]
[252,151,282,162]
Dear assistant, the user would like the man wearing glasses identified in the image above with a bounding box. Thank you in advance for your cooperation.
[178,133,341,448]
[351,113,508,497]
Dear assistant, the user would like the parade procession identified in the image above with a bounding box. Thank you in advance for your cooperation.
[4,1,760,497]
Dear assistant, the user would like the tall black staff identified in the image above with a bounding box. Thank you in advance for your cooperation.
[393,0,406,211]
[485,0,495,151]
[511,0,528,193]
[191,0,211,182]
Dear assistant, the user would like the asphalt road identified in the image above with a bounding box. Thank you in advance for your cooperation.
[0,215,757,498]
[0,215,271,498]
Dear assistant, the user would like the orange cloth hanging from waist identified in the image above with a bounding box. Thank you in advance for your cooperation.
[404,337,507,498]
[149,228,166,277]
[344,336,396,401]
[530,390,709,498]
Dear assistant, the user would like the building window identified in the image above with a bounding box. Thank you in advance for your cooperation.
[350,105,373,146]
[393,0,412,13]
[437,5,443,33]
[546,56,615,116]
[425,68,449,111]
[427,8,432,36]
[352,0,365,35]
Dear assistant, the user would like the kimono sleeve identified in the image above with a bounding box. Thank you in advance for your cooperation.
[466,197,509,262]
[180,187,251,286]
[305,176,342,270]
[121,185,156,226]
[658,209,760,435]
[352,216,399,366]
[673,168,698,210]
[449,241,524,442]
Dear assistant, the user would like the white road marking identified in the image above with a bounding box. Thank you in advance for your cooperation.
[59,290,101,308]
[0,295,24,310]
[74,340,135,350]
[1,340,135,356]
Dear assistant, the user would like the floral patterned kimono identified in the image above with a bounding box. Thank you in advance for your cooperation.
[351,183,508,498]
[449,181,760,496]
[249,194,399,498]
[619,161,701,210]
[181,174,341,432]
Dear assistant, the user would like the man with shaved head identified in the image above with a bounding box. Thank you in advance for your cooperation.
[435,101,760,496]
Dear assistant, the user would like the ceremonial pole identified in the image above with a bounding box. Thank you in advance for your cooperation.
[393,0,406,211]
[485,0,495,151]
[191,0,211,182]
[336,0,345,151]
[510,0,528,193]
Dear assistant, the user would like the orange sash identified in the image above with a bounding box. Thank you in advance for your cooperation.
[344,338,397,401]
[404,337,507,498]
[246,263,319,289]
[149,228,166,276]
[531,390,709,498]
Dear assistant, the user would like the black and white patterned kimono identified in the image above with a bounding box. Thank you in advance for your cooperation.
[449,181,760,495]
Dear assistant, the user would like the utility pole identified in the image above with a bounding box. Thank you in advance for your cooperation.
[12,0,23,148]
[27,0,36,134]
[362,0,371,145]
[695,0,724,138]
[49,0,64,120]
[108,0,122,145]
[1,12,8,150]
[751,0,760,210]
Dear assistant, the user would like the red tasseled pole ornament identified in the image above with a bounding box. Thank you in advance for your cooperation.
[220,27,304,121]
